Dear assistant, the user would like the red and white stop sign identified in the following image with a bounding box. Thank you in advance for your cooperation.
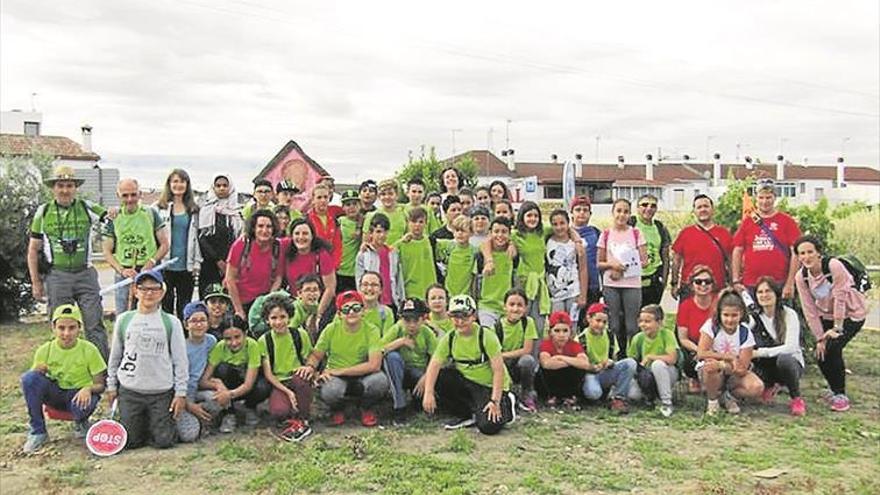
[86,419,127,456]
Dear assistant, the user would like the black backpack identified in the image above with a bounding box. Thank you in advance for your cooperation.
[493,317,528,348]
[801,255,872,294]
[265,328,306,370]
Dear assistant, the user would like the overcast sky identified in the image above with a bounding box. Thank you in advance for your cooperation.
[2,0,878,190]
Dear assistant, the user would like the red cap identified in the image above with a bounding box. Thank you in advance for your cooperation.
[335,290,365,310]
[587,302,607,316]
[548,311,572,328]
[570,195,591,210]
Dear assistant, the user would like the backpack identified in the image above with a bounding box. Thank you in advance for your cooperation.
[601,227,640,250]
[117,310,174,353]
[801,255,872,294]
[711,323,750,347]
[447,326,491,366]
[265,329,306,371]
[493,317,528,348]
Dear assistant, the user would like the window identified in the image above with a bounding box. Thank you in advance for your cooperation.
[799,183,806,194]
[542,182,613,203]
[24,121,40,137]
[544,185,562,199]
[673,189,685,209]
[613,186,663,203]
[815,187,825,200]
[776,183,796,198]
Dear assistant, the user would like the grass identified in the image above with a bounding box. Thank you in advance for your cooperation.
[1,320,879,494]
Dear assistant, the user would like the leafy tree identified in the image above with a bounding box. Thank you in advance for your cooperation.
[394,147,478,197]
[0,150,53,321]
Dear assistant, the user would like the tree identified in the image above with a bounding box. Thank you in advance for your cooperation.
[394,147,479,196]
[0,150,54,322]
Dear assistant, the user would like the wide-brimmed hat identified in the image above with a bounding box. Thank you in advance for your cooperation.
[44,165,85,187]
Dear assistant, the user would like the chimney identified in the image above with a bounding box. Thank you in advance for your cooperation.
[574,153,583,176]
[802,156,809,167]
[836,157,846,187]
[645,153,654,182]
[744,156,754,170]
[617,155,625,170]
[776,154,784,180]
[550,154,558,164]
[708,153,720,187]
[81,124,93,153]
[505,149,516,172]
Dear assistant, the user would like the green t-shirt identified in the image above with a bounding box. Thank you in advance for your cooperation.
[626,329,679,361]
[433,324,511,390]
[209,337,261,369]
[497,316,538,352]
[258,328,313,381]
[30,199,106,271]
[427,315,454,337]
[103,205,165,267]
[405,204,443,236]
[583,330,613,366]
[338,216,361,277]
[395,236,437,300]
[437,240,476,297]
[362,305,394,338]
[315,319,382,371]
[242,201,275,221]
[636,217,662,278]
[288,298,317,330]
[380,322,438,369]
[477,251,516,314]
[363,205,408,245]
[32,338,106,389]
[512,230,548,278]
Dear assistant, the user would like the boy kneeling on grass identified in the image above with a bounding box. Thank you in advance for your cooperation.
[381,297,438,425]
[175,301,221,443]
[21,304,106,453]
[422,295,516,435]
[697,289,764,416]
[106,270,189,450]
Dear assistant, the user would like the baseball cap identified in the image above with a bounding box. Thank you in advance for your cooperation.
[341,189,360,203]
[134,270,164,286]
[399,298,428,318]
[203,283,231,302]
[587,302,608,316]
[183,301,209,322]
[570,195,592,210]
[448,295,477,316]
[548,311,572,328]
[335,290,365,310]
[276,179,300,194]
[52,304,83,325]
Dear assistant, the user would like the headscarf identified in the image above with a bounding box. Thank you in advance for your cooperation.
[198,174,243,236]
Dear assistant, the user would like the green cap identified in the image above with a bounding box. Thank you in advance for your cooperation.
[203,283,231,302]
[52,304,83,325]
[341,189,360,203]
[448,295,477,316]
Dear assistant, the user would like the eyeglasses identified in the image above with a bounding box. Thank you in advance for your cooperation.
[639,202,657,208]
[137,285,163,293]
[692,278,714,286]
[339,303,364,315]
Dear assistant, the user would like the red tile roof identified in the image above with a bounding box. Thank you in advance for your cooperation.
[446,150,513,177]
[0,133,100,161]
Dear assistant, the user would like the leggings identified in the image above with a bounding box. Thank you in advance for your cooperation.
[535,366,585,400]
[603,286,642,360]
[753,354,803,398]
[818,318,863,395]
[162,270,195,322]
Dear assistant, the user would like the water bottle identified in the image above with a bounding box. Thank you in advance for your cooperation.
[740,289,760,315]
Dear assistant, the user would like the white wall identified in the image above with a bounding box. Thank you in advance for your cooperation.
[0,110,43,134]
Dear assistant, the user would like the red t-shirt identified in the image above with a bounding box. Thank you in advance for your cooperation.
[672,224,733,285]
[539,339,584,357]
[732,212,801,286]
[226,237,282,304]
[281,238,335,296]
[377,246,393,306]
[307,210,342,270]
[675,296,716,344]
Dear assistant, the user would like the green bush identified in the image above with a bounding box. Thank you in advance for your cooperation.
[394,147,479,199]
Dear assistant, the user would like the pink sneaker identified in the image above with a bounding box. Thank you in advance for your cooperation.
[761,384,780,404]
[789,397,806,417]
[830,395,851,412]
[521,396,538,413]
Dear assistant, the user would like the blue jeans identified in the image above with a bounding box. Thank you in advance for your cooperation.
[21,370,100,435]
[384,351,425,410]
[582,358,637,400]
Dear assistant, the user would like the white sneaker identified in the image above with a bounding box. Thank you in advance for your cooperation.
[219,413,237,433]
[507,392,517,425]
[23,433,48,453]
[706,399,720,417]
[659,403,674,418]
[244,408,260,427]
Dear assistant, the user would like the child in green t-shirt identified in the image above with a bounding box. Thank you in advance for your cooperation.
[337,189,363,293]
[496,289,539,412]
[475,217,518,327]
[395,207,438,300]
[422,295,515,435]
[425,284,454,337]
[358,271,395,338]
[21,304,107,453]
[435,215,477,298]
[200,318,271,434]
[258,294,315,442]
[382,297,438,425]
[626,304,679,417]
[580,303,636,414]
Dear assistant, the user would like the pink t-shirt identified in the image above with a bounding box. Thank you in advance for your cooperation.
[598,227,646,288]
[281,238,334,296]
[227,237,282,304]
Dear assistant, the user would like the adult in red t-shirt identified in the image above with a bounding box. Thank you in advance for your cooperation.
[674,265,718,388]
[284,218,337,320]
[732,180,801,298]
[670,194,732,297]
[536,312,590,402]
[307,184,343,269]
[225,210,284,319]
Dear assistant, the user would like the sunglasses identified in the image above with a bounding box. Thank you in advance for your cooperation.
[639,202,657,208]
[339,303,364,315]
[692,278,714,286]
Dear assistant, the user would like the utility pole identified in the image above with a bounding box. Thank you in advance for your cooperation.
[841,137,850,157]
[706,136,715,162]
[487,127,494,153]
[505,119,512,149]
[779,137,788,156]
[594,135,601,163]
[451,129,463,163]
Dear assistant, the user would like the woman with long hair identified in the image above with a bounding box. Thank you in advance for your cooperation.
[284,218,337,321]
[225,210,284,320]
[155,168,201,321]
[675,265,718,393]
